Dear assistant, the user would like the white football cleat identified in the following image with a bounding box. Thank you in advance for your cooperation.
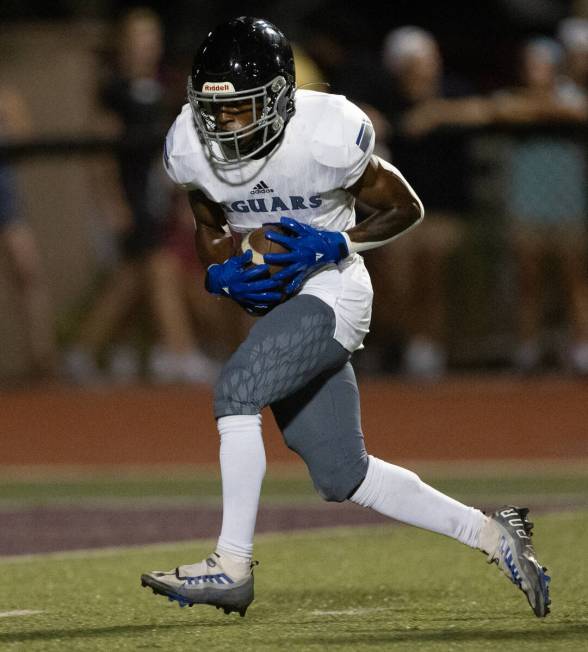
[481,506,551,617]
[141,552,257,617]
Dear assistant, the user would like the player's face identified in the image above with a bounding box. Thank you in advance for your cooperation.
[213,98,264,155]
[216,100,259,133]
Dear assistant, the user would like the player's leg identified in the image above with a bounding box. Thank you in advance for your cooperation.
[273,360,550,617]
[212,295,348,558]
[1,221,57,376]
[273,360,484,536]
[272,360,368,501]
[141,295,349,613]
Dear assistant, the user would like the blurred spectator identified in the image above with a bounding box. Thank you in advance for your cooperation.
[300,10,392,160]
[160,190,255,366]
[367,26,487,380]
[491,36,588,374]
[300,8,381,102]
[557,16,588,93]
[63,7,219,385]
[0,85,57,380]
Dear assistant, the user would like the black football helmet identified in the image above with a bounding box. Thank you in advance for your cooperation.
[187,16,296,163]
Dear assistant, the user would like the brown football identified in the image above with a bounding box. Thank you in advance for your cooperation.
[241,223,290,275]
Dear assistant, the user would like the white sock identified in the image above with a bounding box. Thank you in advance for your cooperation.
[216,414,266,562]
[350,456,485,548]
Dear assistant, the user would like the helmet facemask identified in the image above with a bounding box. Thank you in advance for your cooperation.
[187,75,291,163]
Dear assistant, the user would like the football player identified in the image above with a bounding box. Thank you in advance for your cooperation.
[141,16,550,618]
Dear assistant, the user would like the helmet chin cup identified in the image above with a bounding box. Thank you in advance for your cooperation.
[272,116,284,132]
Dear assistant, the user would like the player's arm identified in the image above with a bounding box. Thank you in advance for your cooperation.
[188,189,235,267]
[343,154,424,252]
[188,189,282,313]
[265,155,423,290]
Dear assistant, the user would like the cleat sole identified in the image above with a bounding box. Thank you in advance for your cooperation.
[141,573,252,616]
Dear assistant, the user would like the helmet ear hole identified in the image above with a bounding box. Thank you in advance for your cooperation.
[188,17,296,163]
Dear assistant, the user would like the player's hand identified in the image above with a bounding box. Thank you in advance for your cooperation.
[205,250,283,313]
[264,217,349,295]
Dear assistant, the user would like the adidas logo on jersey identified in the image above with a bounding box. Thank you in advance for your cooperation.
[250,180,274,195]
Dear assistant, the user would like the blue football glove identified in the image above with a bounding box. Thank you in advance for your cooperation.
[205,250,283,314]
[264,217,349,295]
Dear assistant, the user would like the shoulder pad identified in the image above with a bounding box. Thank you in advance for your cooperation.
[163,105,204,187]
[309,94,374,169]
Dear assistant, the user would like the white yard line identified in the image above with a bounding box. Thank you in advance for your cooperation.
[0,610,44,618]
[311,607,390,616]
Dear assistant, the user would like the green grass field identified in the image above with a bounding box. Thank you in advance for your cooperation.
[1,460,587,507]
[0,464,587,651]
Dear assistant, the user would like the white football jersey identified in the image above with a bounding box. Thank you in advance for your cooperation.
[163,89,376,352]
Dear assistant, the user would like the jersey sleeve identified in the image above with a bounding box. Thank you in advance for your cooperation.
[162,109,203,190]
[309,95,376,189]
[342,115,375,187]
[162,122,178,184]
[162,119,188,187]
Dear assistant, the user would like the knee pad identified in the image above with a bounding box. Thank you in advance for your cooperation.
[309,455,369,503]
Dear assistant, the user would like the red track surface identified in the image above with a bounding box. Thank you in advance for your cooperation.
[1,375,586,555]
[1,375,586,465]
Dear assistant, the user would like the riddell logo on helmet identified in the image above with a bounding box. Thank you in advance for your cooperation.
[202,82,235,93]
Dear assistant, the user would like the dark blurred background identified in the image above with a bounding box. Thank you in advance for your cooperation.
[1,0,588,386]
[1,0,580,89]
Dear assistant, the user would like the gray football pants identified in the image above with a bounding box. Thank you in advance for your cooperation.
[214,295,369,502]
